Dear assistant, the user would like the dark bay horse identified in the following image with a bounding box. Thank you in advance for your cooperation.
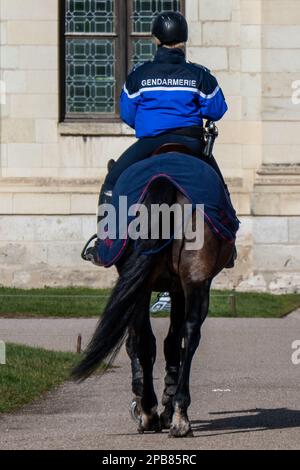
[73,176,233,438]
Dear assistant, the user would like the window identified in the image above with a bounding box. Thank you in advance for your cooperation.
[60,0,184,122]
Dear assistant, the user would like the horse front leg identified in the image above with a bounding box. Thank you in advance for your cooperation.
[160,291,185,429]
[169,280,211,438]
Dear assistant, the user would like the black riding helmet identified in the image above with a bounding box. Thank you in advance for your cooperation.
[152,11,188,45]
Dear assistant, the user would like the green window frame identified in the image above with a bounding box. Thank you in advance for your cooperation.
[60,0,185,122]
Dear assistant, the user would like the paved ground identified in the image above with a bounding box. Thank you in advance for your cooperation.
[0,315,300,450]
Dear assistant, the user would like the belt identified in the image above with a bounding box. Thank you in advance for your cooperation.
[168,126,204,141]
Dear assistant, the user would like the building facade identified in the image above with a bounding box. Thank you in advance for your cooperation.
[0,0,300,292]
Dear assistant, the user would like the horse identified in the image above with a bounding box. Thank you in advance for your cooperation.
[72,146,234,438]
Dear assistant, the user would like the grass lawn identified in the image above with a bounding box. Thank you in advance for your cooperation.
[0,287,300,318]
[0,343,78,413]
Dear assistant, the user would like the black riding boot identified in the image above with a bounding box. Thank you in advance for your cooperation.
[81,183,113,266]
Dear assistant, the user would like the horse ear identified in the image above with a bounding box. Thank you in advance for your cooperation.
[107,159,116,172]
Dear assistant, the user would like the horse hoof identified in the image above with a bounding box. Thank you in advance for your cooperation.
[169,425,194,438]
[160,412,172,430]
[138,412,162,434]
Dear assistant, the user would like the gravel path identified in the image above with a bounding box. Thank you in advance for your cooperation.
[0,316,300,450]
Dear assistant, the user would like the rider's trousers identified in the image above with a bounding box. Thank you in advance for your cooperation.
[104,133,226,191]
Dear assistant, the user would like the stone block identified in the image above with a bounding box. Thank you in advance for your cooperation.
[188,47,228,71]
[1,119,36,143]
[1,0,58,21]
[262,0,300,25]
[241,25,261,48]
[0,143,8,167]
[186,0,199,22]
[224,95,242,120]
[188,22,202,46]
[241,73,261,97]
[0,194,13,214]
[269,273,300,294]
[19,45,57,70]
[262,122,300,145]
[252,192,281,216]
[262,145,300,166]
[263,50,300,73]
[70,194,98,215]
[3,70,27,93]
[241,145,262,169]
[10,94,58,119]
[228,47,241,71]
[215,72,241,96]
[13,193,71,215]
[0,45,19,69]
[7,143,43,168]
[203,21,240,47]
[34,216,83,242]
[0,22,7,45]
[262,97,300,121]
[46,242,87,267]
[82,215,98,240]
[241,0,261,24]
[253,217,289,244]
[36,119,58,143]
[216,144,242,168]
[288,217,300,242]
[241,49,261,73]
[7,20,58,45]
[279,194,300,216]
[242,97,261,121]
[2,167,59,178]
[0,216,36,240]
[26,70,58,94]
[263,72,300,98]
[253,244,300,271]
[199,0,233,21]
[42,143,60,168]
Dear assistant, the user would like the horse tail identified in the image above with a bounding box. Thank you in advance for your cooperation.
[72,177,176,381]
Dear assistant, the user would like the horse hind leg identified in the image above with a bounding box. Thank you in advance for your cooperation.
[169,280,211,438]
[126,329,143,422]
[127,293,161,433]
[137,312,161,433]
[160,291,185,429]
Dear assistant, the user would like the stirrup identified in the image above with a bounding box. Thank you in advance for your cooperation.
[81,234,97,261]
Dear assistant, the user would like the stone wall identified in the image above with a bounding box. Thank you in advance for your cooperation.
[0,0,299,292]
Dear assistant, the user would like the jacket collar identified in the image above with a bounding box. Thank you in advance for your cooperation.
[154,46,186,64]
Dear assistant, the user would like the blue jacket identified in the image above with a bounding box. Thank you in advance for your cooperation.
[120,47,228,138]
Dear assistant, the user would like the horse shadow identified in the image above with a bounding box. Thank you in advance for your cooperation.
[191,408,300,437]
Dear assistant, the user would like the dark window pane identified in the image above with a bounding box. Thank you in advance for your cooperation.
[66,0,115,34]
[66,38,116,113]
[131,38,156,68]
[132,0,181,34]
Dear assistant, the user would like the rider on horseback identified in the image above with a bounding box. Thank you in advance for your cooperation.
[85,11,236,268]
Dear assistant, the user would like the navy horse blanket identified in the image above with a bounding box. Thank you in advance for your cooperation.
[98,153,240,267]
